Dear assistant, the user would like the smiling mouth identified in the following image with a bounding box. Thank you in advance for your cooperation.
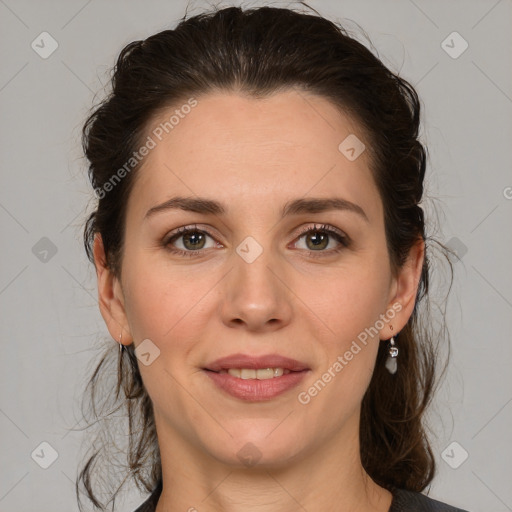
[203,353,310,399]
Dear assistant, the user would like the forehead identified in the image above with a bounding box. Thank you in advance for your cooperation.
[128,89,381,222]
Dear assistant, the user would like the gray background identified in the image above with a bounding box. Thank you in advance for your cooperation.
[0,0,511,511]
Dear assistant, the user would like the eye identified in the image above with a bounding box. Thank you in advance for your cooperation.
[163,223,350,259]
[292,223,349,257]
[163,225,219,257]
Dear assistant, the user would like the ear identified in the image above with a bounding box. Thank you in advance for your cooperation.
[380,237,425,339]
[92,233,132,345]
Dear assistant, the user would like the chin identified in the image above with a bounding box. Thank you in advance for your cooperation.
[201,427,307,470]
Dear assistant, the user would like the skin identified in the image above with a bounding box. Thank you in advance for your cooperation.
[93,89,424,512]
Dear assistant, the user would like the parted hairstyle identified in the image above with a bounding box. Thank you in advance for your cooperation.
[76,3,453,510]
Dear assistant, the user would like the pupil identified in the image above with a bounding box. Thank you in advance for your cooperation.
[185,232,204,249]
[308,232,327,249]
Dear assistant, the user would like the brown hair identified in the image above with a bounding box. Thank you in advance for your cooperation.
[77,3,452,510]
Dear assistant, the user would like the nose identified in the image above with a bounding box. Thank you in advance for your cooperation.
[219,244,293,333]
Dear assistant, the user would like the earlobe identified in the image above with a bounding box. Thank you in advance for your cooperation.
[382,238,425,338]
[92,233,131,344]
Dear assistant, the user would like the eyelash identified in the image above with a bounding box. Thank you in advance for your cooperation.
[163,223,350,259]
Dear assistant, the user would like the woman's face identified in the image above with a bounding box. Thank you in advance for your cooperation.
[95,89,422,468]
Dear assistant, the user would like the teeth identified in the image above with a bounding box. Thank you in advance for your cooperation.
[273,368,285,377]
[223,368,289,379]
[241,369,256,379]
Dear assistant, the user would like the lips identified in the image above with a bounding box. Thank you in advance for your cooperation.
[203,353,311,401]
[204,353,310,372]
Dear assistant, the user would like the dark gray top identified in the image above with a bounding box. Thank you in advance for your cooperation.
[133,479,470,511]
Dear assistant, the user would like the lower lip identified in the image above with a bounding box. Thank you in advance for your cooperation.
[203,370,309,401]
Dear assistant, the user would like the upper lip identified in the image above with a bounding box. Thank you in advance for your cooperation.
[204,353,310,372]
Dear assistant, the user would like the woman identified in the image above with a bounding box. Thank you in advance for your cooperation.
[78,3,469,511]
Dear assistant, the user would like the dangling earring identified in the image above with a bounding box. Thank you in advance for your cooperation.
[385,327,398,375]
[119,332,124,355]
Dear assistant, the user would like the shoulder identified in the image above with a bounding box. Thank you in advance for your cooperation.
[132,479,162,512]
[390,488,470,512]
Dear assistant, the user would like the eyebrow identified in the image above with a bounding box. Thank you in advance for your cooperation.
[144,196,369,222]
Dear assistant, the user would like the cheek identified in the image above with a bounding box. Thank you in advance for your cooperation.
[302,264,391,344]
[121,252,216,346]
[124,280,187,342]
[296,266,390,412]
[123,278,168,341]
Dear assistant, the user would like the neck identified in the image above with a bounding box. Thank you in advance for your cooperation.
[154,414,392,512]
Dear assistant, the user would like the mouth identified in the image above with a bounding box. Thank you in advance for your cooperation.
[204,353,310,373]
[202,353,310,401]
[204,367,299,379]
